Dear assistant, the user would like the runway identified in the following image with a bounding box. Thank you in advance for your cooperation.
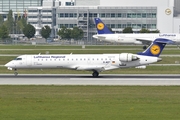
[0,74,180,86]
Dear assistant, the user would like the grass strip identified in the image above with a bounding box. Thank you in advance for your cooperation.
[0,86,180,120]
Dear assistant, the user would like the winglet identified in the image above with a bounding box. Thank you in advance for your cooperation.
[94,18,113,34]
[137,38,174,57]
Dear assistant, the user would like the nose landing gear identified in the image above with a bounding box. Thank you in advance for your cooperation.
[14,69,18,76]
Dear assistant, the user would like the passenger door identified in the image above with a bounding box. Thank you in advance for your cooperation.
[26,55,32,66]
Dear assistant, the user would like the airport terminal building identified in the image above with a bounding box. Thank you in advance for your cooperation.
[1,0,180,41]
[56,6,157,40]
[0,0,42,18]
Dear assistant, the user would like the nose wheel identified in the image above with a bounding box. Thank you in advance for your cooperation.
[92,71,99,77]
[14,69,18,76]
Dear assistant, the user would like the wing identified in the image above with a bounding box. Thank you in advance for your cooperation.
[75,65,106,72]
[136,38,154,45]
[93,35,106,40]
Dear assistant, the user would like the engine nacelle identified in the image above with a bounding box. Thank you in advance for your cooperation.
[119,53,139,62]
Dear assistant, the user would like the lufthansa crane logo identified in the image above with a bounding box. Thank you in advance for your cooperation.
[97,23,104,30]
[150,45,161,55]
[165,8,171,15]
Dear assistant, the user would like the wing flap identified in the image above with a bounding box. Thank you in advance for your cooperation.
[136,38,154,45]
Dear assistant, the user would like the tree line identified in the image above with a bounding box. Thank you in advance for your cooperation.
[0,10,29,40]
[0,10,84,41]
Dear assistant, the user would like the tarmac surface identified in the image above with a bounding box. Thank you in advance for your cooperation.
[0,74,180,86]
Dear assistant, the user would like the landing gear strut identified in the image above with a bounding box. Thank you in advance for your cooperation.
[143,45,147,50]
[92,71,99,77]
[14,69,18,76]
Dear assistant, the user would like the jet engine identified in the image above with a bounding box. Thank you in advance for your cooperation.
[119,53,139,62]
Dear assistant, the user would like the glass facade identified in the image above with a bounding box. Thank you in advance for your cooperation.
[97,7,157,30]
[0,0,42,12]
[174,0,180,17]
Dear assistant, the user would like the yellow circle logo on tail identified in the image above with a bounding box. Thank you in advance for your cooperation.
[97,23,104,30]
[150,45,161,55]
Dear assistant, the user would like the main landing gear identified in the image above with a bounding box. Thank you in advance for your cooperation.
[92,71,99,77]
[14,69,18,76]
[143,45,147,50]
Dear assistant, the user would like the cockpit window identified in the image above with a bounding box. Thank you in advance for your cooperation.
[14,58,22,60]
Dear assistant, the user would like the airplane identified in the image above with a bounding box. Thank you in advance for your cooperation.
[5,38,173,77]
[93,18,179,46]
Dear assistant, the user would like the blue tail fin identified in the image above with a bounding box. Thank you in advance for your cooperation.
[94,18,113,34]
[138,38,174,57]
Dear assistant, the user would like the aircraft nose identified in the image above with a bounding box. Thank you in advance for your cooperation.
[5,62,14,70]
[92,35,98,39]
[5,62,9,67]
[5,61,13,67]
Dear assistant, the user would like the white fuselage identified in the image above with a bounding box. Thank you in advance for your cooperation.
[5,54,160,72]
[93,33,180,44]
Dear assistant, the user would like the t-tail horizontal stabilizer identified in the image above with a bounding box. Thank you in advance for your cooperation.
[138,38,174,57]
[94,18,113,34]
